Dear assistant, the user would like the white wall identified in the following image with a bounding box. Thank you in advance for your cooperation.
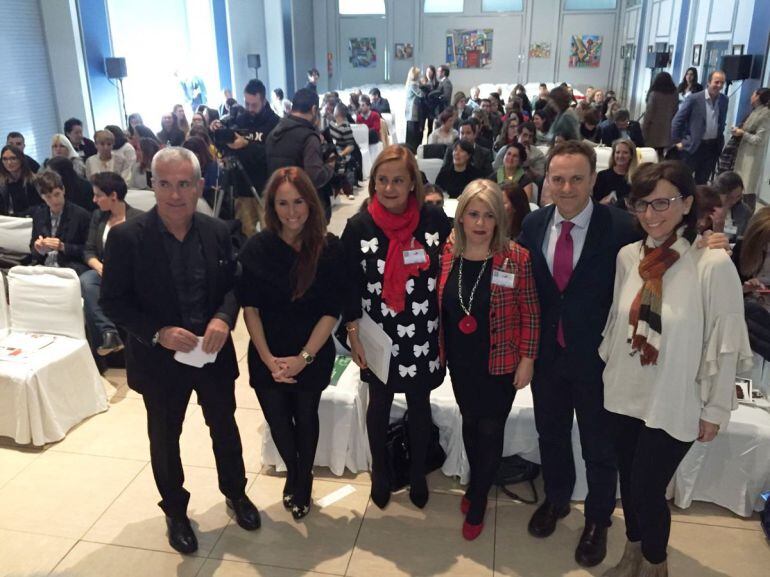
[291,0,316,91]
[264,0,287,95]
[226,0,268,96]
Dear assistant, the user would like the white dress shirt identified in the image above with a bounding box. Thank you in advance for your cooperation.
[543,200,594,274]
[704,90,719,141]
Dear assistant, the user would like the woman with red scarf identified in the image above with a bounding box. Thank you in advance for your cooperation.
[599,161,752,577]
[437,180,539,540]
[341,145,451,510]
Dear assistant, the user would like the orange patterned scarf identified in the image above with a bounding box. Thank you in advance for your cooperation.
[628,233,681,366]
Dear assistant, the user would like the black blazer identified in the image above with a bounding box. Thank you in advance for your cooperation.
[83,204,144,264]
[28,201,91,274]
[100,208,239,392]
[442,143,494,176]
[518,202,640,378]
[599,120,645,148]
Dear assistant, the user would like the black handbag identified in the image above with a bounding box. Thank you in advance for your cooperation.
[494,454,541,504]
[386,411,446,490]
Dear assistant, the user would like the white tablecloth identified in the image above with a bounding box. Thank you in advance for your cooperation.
[0,336,108,445]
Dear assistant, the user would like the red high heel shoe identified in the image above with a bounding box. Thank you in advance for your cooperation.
[462,520,484,540]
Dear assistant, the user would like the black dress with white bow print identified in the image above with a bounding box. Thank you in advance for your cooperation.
[341,203,452,393]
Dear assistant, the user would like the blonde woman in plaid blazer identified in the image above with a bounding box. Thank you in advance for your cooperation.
[437,179,540,541]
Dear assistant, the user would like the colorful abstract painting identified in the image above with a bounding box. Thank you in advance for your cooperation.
[569,35,603,68]
[528,41,551,59]
[349,37,377,68]
[445,29,493,69]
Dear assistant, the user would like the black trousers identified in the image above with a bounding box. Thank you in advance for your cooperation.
[531,350,617,526]
[367,381,432,488]
[405,121,422,153]
[142,371,247,519]
[462,411,509,524]
[684,138,719,184]
[610,412,693,564]
[255,387,323,506]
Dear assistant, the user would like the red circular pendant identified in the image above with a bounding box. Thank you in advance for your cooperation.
[459,315,477,334]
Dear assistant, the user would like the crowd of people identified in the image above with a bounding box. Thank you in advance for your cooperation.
[0,62,768,577]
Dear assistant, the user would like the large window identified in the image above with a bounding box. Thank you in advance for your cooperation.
[564,0,617,9]
[482,0,523,11]
[339,0,385,15]
[424,0,464,14]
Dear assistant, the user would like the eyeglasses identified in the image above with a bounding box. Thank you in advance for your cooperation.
[1,156,19,163]
[629,196,683,213]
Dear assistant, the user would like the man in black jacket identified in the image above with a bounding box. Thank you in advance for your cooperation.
[100,147,259,555]
[215,79,280,237]
[599,109,645,148]
[441,119,493,175]
[64,118,98,161]
[266,88,334,220]
[369,87,391,114]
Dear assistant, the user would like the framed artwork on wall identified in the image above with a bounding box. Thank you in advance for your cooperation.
[732,44,745,56]
[692,44,702,66]
[446,29,494,69]
[394,43,413,60]
[528,41,551,59]
[348,37,377,68]
[569,35,603,68]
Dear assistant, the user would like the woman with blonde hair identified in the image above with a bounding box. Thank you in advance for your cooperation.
[593,138,638,209]
[48,133,86,177]
[238,167,344,520]
[405,66,423,152]
[342,145,451,510]
[438,179,540,540]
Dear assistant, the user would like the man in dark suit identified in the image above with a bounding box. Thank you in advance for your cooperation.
[598,109,645,148]
[28,170,90,275]
[518,141,639,568]
[100,147,259,555]
[369,87,391,114]
[442,119,494,175]
[671,70,728,184]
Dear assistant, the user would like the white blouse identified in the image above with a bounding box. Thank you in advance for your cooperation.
[599,236,753,442]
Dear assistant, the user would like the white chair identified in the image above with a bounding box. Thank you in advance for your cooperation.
[0,215,33,254]
[351,124,372,180]
[0,267,107,445]
[381,113,397,144]
[417,158,443,184]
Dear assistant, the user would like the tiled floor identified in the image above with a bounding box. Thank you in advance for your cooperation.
[1,194,769,576]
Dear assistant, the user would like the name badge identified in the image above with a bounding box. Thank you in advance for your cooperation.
[724,224,738,236]
[492,269,515,288]
[403,249,427,265]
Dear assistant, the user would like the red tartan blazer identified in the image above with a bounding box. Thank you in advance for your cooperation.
[438,241,540,375]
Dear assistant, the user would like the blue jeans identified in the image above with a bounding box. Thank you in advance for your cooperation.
[79,269,116,346]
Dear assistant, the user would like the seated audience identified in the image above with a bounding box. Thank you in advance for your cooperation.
[357,95,382,144]
[348,91,361,119]
[453,92,471,124]
[592,138,638,209]
[517,122,546,182]
[493,117,520,152]
[501,180,531,238]
[29,170,90,274]
[532,108,552,145]
[128,113,144,129]
[695,185,724,234]
[128,137,160,190]
[511,84,532,114]
[64,118,97,162]
[423,184,446,208]
[599,109,644,147]
[547,86,580,142]
[85,130,131,180]
[81,171,143,356]
[600,161,751,577]
[739,207,770,291]
[173,104,190,137]
[46,133,86,177]
[442,119,494,176]
[329,103,359,199]
[467,85,482,111]
[191,112,209,131]
[429,108,459,145]
[490,142,534,201]
[369,88,391,114]
[105,125,137,168]
[436,140,485,199]
[580,108,602,144]
[183,136,219,208]
[480,98,503,139]
[472,109,495,150]
[0,144,41,216]
[46,156,95,211]
[157,112,185,146]
[6,132,40,173]
[532,83,549,110]
[714,171,752,241]
[678,67,704,99]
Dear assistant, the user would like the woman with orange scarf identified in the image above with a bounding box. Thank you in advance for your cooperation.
[599,161,752,577]
[341,145,451,510]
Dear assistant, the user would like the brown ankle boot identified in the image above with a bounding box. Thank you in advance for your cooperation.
[638,557,668,577]
[601,541,642,577]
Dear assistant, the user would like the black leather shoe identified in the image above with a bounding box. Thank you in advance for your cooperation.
[370,475,391,509]
[165,515,198,554]
[226,495,261,531]
[527,501,570,538]
[97,331,124,356]
[409,477,429,509]
[575,522,608,567]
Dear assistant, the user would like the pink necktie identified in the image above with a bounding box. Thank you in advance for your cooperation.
[553,221,574,347]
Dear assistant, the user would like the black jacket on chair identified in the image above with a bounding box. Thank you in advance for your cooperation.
[28,201,91,274]
[100,208,240,393]
[518,202,640,379]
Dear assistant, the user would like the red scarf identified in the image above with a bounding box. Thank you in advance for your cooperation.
[368,195,429,313]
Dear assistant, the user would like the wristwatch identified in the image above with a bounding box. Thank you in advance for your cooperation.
[152,330,161,346]
[300,349,315,365]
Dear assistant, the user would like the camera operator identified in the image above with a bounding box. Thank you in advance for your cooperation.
[266,88,335,222]
[211,79,279,236]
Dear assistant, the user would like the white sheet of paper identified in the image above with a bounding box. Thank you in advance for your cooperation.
[174,337,218,368]
[356,311,392,385]
[443,198,459,219]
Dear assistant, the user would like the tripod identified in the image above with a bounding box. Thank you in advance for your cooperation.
[214,154,262,226]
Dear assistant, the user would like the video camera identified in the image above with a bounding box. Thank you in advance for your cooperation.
[212,105,249,154]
